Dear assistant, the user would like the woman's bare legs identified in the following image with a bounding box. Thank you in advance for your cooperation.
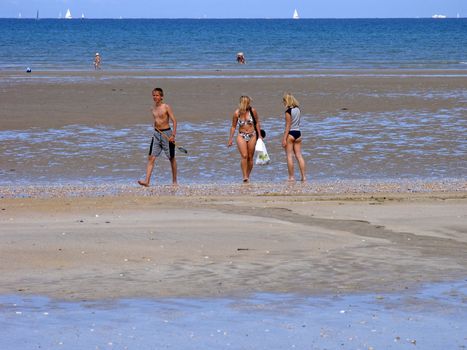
[237,135,257,182]
[293,138,307,181]
[236,135,249,182]
[285,135,306,182]
[285,135,296,181]
[246,135,257,180]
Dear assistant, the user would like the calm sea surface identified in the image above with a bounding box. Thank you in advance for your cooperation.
[0,18,466,70]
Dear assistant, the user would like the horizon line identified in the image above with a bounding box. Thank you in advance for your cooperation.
[1,16,465,20]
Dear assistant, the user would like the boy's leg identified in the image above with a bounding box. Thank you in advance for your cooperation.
[170,157,177,184]
[138,155,156,187]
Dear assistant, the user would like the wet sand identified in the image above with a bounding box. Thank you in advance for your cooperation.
[1,69,466,130]
[2,281,465,349]
[1,191,466,300]
[1,69,466,185]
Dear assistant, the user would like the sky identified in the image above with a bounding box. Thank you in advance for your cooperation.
[2,0,467,19]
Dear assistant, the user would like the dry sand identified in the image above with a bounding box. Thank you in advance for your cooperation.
[1,192,466,301]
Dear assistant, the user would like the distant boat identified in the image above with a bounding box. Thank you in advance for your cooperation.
[18,12,22,19]
[457,13,460,19]
[293,9,300,19]
[65,8,72,19]
[81,13,85,19]
[36,10,39,20]
[432,14,447,18]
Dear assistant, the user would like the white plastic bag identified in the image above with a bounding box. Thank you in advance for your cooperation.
[255,138,270,165]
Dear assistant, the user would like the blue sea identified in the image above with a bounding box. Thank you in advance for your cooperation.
[0,18,466,71]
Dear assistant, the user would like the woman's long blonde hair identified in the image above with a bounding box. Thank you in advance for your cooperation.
[238,95,252,114]
[282,92,299,108]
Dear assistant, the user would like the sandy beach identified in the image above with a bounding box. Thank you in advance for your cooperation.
[1,68,466,301]
[1,64,466,350]
[1,190,466,301]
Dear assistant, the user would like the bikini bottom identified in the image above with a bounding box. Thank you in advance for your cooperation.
[289,130,301,139]
[239,131,256,142]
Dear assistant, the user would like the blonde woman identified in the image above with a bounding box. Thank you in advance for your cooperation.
[228,95,263,183]
[282,92,306,182]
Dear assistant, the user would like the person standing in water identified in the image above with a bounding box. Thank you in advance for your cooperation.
[138,88,178,187]
[228,95,262,183]
[282,92,306,182]
[94,52,101,69]
[236,52,246,64]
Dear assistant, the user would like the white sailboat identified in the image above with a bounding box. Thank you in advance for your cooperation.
[65,8,72,19]
[432,14,447,19]
[293,9,300,20]
[81,13,85,19]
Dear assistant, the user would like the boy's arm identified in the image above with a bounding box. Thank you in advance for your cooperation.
[167,104,177,141]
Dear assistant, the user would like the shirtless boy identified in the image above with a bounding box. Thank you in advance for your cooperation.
[138,88,177,186]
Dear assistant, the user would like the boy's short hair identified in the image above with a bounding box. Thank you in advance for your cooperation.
[153,87,164,96]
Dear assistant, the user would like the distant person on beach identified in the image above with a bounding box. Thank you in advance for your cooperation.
[228,95,263,183]
[282,92,306,182]
[236,52,245,64]
[138,87,178,187]
[94,53,101,70]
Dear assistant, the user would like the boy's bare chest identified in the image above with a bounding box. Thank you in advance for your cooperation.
[152,106,167,120]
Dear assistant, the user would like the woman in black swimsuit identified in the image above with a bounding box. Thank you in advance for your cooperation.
[228,95,263,183]
[282,92,306,182]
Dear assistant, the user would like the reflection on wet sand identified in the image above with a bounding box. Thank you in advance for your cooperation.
[1,108,465,186]
[1,281,465,350]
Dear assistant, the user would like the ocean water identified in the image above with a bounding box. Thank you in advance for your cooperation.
[0,18,466,71]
